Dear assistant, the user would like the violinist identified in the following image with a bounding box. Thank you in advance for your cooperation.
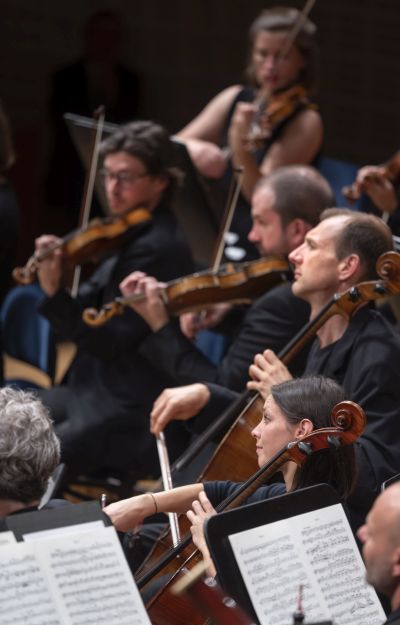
[104,376,356,577]
[148,210,400,531]
[349,159,400,235]
[33,121,194,478]
[120,166,333,398]
[176,6,323,259]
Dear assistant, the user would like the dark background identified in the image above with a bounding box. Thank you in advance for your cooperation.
[2,0,400,259]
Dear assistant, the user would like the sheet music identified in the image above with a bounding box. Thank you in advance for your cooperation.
[23,520,104,542]
[0,526,151,625]
[0,530,16,547]
[229,503,386,625]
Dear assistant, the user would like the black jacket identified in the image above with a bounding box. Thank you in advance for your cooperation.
[38,204,194,475]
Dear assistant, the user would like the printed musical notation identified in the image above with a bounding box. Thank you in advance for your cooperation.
[0,527,151,625]
[229,504,386,625]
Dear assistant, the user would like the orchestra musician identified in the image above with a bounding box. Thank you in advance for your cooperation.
[176,6,323,259]
[146,209,400,531]
[350,159,400,235]
[358,481,400,625]
[104,376,356,577]
[0,387,61,517]
[119,165,334,401]
[33,121,194,479]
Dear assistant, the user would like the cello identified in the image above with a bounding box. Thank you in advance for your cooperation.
[139,400,365,625]
[173,250,400,481]
[131,250,400,605]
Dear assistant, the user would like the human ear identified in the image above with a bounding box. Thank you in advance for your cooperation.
[392,547,400,578]
[338,254,360,282]
[295,418,313,438]
[286,219,309,249]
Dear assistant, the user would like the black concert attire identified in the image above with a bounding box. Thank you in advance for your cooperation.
[37,203,193,478]
[204,480,286,506]
[304,306,400,530]
[138,282,309,393]
[198,306,400,530]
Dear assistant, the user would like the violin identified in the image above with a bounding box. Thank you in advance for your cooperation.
[12,207,152,285]
[138,400,365,625]
[82,256,291,326]
[246,0,318,150]
[246,84,313,150]
[342,151,400,203]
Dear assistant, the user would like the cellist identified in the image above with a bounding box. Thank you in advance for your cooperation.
[104,375,357,579]
[147,210,400,531]
[32,121,194,478]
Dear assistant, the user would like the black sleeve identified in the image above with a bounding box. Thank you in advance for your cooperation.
[38,218,194,362]
[138,283,310,392]
[192,383,242,434]
[215,283,310,390]
[203,480,286,508]
[138,320,219,384]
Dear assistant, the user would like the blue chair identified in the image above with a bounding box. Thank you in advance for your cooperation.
[317,156,361,209]
[195,329,229,366]
[0,284,56,388]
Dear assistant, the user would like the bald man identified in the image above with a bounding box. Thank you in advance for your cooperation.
[358,481,400,624]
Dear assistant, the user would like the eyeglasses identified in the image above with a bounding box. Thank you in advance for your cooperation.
[100,169,150,186]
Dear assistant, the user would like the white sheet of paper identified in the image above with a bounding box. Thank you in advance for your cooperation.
[23,520,104,541]
[0,526,151,625]
[229,503,386,625]
[0,530,16,547]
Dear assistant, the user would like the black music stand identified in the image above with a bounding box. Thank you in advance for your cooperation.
[64,113,219,265]
[204,485,343,625]
[3,500,111,541]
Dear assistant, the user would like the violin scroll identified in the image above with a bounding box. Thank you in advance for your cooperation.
[12,258,39,285]
[82,301,125,327]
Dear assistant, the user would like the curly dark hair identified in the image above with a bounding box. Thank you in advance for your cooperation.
[100,120,179,202]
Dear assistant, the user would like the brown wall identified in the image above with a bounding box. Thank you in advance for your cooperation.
[2,0,400,254]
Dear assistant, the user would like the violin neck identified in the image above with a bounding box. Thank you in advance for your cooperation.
[115,286,166,308]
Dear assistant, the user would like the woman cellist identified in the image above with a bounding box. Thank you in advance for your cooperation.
[104,376,357,580]
[176,6,323,260]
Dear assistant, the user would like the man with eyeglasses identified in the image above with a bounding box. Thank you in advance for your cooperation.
[32,121,194,480]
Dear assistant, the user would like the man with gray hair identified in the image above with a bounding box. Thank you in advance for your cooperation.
[0,387,60,517]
